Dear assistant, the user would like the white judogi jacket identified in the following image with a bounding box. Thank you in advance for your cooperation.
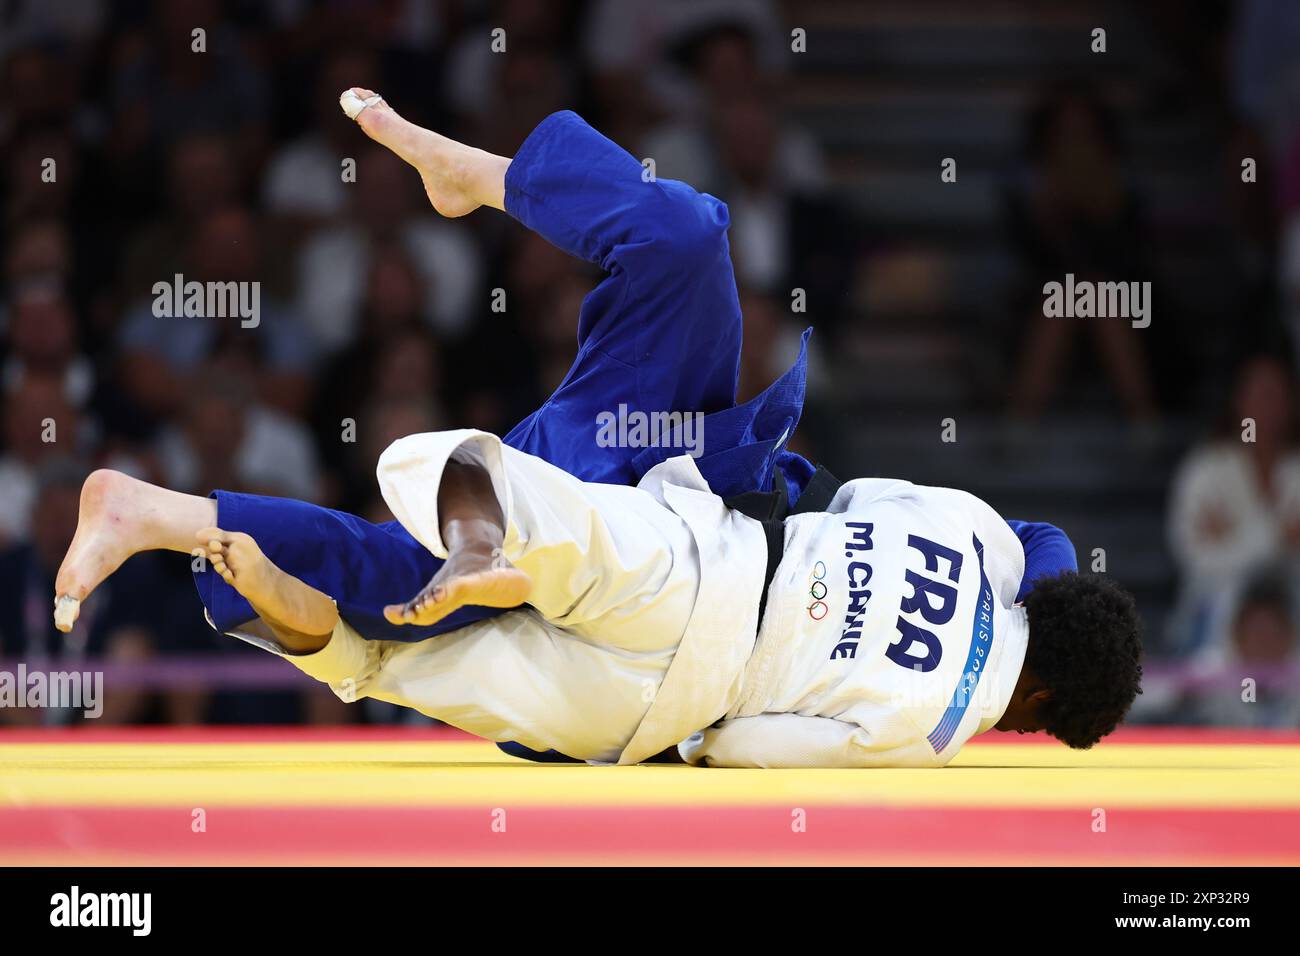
[276,431,1027,768]
[678,477,1029,768]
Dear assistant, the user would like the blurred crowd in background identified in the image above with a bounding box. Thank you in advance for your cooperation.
[1,0,1298,729]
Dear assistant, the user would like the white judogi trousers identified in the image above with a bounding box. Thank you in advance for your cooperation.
[269,429,753,764]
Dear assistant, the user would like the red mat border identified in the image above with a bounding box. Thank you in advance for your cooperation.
[1,805,1296,863]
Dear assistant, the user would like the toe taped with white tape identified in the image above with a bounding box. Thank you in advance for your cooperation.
[339,90,383,120]
[53,594,81,632]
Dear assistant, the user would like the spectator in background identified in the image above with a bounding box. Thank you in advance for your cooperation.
[312,247,429,506]
[4,125,80,227]
[1004,85,1160,425]
[442,0,579,143]
[732,288,824,474]
[639,19,823,200]
[712,91,824,294]
[502,229,574,318]
[2,283,95,409]
[581,0,786,145]
[335,325,447,514]
[1186,573,1300,728]
[119,131,245,300]
[154,364,320,502]
[1,126,111,334]
[468,41,577,160]
[1225,122,1278,346]
[295,144,481,351]
[0,44,81,145]
[529,271,587,396]
[1167,354,1300,655]
[365,325,445,418]
[735,287,824,404]
[3,219,73,300]
[263,46,381,230]
[114,204,317,435]
[710,89,852,340]
[446,228,579,434]
[1272,191,1300,370]
[354,395,443,523]
[0,373,85,546]
[1230,0,1300,152]
[0,2,106,64]
[737,287,781,404]
[108,0,268,168]
[636,25,849,337]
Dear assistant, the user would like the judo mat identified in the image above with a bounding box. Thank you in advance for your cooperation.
[1,726,1297,865]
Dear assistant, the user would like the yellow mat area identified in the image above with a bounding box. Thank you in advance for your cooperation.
[3,737,1297,808]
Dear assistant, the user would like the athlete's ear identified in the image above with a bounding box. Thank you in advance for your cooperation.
[1028,688,1053,706]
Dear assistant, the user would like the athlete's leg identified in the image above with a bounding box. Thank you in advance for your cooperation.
[49,469,497,644]
[343,93,744,483]
[56,103,742,645]
[382,458,530,626]
[375,429,711,647]
[187,458,531,648]
[373,428,765,766]
[370,609,676,762]
[196,529,338,654]
[176,98,735,645]
[500,111,744,479]
[190,491,503,644]
[342,87,508,216]
[176,434,699,761]
[274,607,675,763]
[177,100,744,646]
[54,470,216,631]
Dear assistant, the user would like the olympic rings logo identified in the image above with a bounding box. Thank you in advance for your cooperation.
[808,560,828,620]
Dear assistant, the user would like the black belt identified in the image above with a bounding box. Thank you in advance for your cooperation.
[723,465,843,629]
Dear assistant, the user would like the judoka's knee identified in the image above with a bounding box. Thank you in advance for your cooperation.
[376,429,494,483]
[650,181,730,260]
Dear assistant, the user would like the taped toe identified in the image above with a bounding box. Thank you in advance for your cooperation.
[339,89,384,120]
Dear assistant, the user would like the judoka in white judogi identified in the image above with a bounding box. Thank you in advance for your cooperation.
[262,429,1028,768]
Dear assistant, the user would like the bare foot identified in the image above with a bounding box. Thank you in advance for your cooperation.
[54,470,173,632]
[383,545,532,628]
[339,86,492,217]
[198,529,338,645]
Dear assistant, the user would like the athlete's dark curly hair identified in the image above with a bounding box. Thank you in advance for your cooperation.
[1023,572,1143,749]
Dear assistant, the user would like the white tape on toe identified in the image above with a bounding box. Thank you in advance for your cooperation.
[54,594,80,631]
[339,90,383,120]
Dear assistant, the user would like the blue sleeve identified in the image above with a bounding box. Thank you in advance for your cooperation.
[1006,520,1078,603]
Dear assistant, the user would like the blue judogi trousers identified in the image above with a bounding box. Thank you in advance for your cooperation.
[194,111,816,646]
